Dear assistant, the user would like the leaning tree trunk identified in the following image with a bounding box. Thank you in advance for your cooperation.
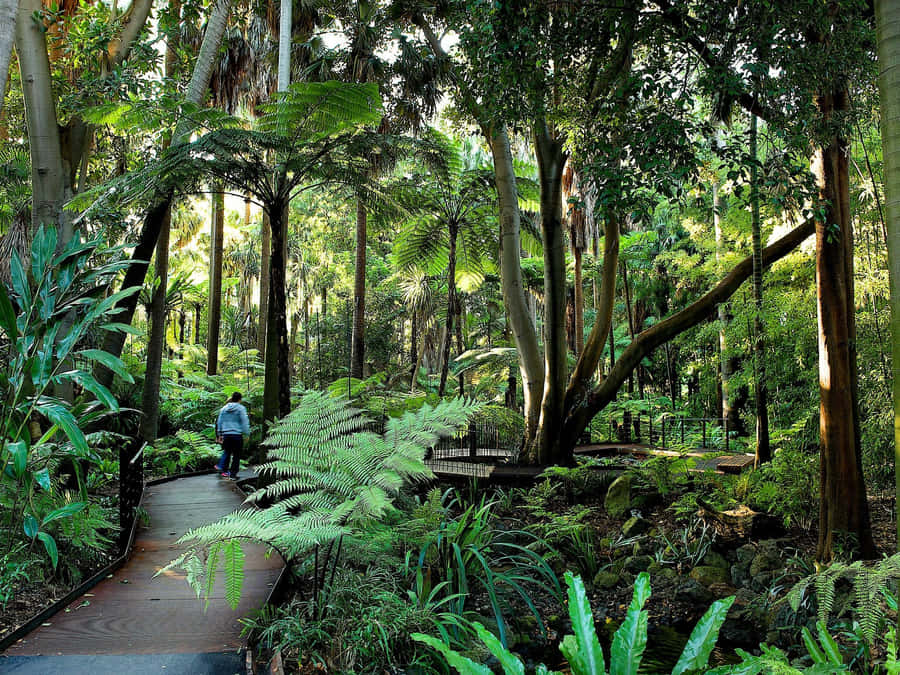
[814,87,875,561]
[350,199,367,379]
[876,0,900,552]
[0,0,17,118]
[139,207,171,442]
[94,0,232,387]
[207,190,224,375]
[749,115,771,465]
[438,221,459,396]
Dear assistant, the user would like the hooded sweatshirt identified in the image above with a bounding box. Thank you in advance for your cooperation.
[216,401,250,436]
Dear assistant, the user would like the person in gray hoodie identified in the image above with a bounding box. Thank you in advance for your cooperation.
[215,392,250,479]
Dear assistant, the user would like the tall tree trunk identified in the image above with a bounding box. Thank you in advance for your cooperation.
[409,314,418,386]
[574,246,584,356]
[876,0,900,553]
[140,208,171,442]
[529,122,569,465]
[15,0,66,235]
[258,210,271,357]
[94,0,232,386]
[438,221,459,396]
[263,198,291,420]
[750,114,771,465]
[0,0,17,119]
[487,125,544,445]
[814,87,875,561]
[207,190,224,375]
[350,200,367,379]
[194,303,202,344]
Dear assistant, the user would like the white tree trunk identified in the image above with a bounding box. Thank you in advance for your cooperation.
[875,0,900,548]
[277,0,291,92]
[0,0,17,117]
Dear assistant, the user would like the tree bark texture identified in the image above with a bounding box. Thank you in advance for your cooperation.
[875,0,900,553]
[814,87,875,561]
[258,209,271,356]
[0,0,17,119]
[139,206,171,442]
[263,199,292,422]
[438,221,459,396]
[750,114,771,465]
[488,125,544,445]
[528,123,569,465]
[207,191,224,375]
[350,199,367,379]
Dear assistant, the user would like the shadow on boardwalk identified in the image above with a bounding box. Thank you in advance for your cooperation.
[2,474,283,674]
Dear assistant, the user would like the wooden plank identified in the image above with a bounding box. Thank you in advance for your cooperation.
[6,474,284,657]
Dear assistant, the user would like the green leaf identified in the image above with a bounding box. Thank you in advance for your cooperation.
[76,349,134,384]
[9,441,27,479]
[223,539,245,610]
[815,621,843,665]
[560,572,605,675]
[100,322,142,336]
[610,571,650,675]
[37,531,59,569]
[472,622,525,675]
[39,403,89,455]
[9,252,30,306]
[411,633,492,675]
[42,501,86,526]
[802,626,827,664]
[671,595,735,675]
[0,283,17,339]
[34,468,51,491]
[23,514,39,538]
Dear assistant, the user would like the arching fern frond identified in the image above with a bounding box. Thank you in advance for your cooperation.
[163,391,481,608]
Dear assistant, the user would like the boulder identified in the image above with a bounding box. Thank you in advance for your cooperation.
[749,550,782,578]
[677,579,714,605]
[605,474,632,518]
[593,571,620,589]
[689,565,730,587]
[624,555,654,574]
[622,515,650,537]
[702,551,729,569]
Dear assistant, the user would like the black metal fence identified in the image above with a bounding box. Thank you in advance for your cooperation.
[584,415,731,452]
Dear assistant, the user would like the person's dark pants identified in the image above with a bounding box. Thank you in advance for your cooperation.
[218,434,243,477]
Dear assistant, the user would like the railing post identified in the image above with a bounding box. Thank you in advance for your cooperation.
[468,422,477,458]
[662,418,667,448]
[680,418,685,445]
[702,419,707,448]
[649,416,653,445]
[724,417,729,453]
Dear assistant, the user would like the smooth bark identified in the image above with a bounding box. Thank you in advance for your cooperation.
[876,0,900,553]
[140,207,171,442]
[263,198,292,421]
[0,0,17,118]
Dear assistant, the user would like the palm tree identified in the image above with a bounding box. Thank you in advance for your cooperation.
[0,0,16,118]
[144,81,383,421]
[392,134,497,395]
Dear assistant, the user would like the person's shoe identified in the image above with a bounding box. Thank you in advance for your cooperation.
[221,472,231,478]
[214,465,223,472]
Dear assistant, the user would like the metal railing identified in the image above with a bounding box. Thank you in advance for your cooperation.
[118,440,144,552]
[585,414,731,453]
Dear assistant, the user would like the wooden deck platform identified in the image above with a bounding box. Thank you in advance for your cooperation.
[5,474,283,657]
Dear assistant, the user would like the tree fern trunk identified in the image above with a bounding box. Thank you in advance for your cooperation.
[207,190,224,375]
[258,209,271,357]
[264,199,291,421]
[350,199,366,379]
[438,221,458,396]
[140,206,171,442]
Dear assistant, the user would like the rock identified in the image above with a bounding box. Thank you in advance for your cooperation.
[593,571,620,589]
[647,562,665,576]
[677,579,714,605]
[749,550,781,578]
[624,555,654,574]
[689,565,730,587]
[605,474,632,518]
[622,515,649,537]
[708,581,737,598]
[735,544,757,563]
[702,551,729,569]
[731,561,752,589]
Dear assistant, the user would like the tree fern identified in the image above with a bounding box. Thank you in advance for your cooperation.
[161,392,481,608]
[787,554,900,645]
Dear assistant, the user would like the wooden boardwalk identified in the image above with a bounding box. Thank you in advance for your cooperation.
[5,474,283,657]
